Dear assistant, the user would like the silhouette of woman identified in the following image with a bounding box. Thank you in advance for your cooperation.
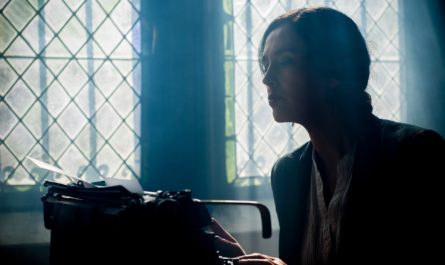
[211,7,445,265]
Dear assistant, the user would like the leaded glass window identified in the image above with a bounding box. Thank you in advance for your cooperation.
[0,0,141,190]
[224,0,403,183]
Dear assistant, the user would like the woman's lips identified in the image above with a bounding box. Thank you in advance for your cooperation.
[268,96,283,108]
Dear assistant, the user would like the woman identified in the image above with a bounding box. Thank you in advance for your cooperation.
[211,7,445,265]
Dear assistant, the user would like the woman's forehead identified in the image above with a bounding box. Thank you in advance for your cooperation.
[262,25,305,57]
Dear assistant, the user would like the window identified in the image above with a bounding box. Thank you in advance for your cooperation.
[224,0,402,183]
[0,0,141,191]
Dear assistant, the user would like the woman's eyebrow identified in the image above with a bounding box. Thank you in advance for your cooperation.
[261,48,299,63]
[262,48,298,60]
[273,48,299,56]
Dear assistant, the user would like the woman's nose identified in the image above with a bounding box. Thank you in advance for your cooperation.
[262,68,276,87]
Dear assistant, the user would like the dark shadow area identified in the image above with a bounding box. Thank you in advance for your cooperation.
[0,243,49,265]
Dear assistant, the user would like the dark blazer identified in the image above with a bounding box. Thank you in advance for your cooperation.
[271,116,445,265]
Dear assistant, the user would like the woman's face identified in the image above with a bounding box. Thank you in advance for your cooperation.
[261,25,326,125]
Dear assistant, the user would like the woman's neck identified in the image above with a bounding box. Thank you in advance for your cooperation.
[302,111,358,205]
[304,112,356,164]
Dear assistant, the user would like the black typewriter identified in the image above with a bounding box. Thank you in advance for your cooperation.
[41,180,271,265]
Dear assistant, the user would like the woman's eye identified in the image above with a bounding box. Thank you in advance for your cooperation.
[278,58,293,65]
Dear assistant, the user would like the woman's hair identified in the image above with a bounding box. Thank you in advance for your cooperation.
[259,7,373,116]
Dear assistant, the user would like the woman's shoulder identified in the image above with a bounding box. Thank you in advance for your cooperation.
[369,118,445,165]
[270,141,312,200]
[272,142,311,170]
[270,141,313,189]
[377,118,444,147]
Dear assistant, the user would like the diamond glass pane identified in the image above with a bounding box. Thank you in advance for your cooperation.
[0,0,141,189]
[225,0,403,180]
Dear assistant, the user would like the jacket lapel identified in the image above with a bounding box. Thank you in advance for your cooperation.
[288,142,313,263]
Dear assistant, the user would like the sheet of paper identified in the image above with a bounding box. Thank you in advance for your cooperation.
[26,156,96,188]
[26,156,144,194]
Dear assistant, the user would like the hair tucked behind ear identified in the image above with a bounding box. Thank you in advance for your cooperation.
[259,7,373,118]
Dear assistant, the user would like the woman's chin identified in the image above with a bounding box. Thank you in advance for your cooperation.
[272,112,290,123]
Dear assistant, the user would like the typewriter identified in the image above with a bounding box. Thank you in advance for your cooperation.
[42,180,271,265]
